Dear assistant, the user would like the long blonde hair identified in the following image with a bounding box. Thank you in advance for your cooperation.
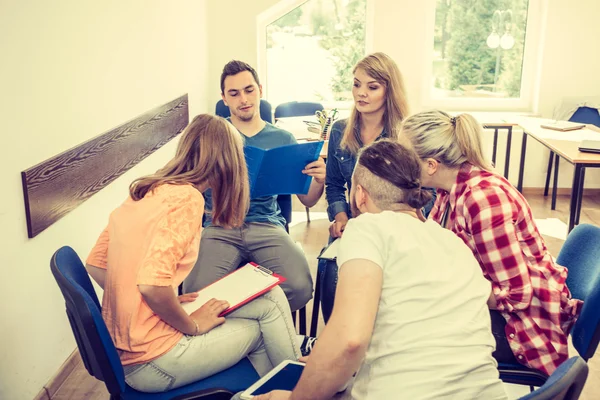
[341,52,409,154]
[129,114,249,228]
[401,110,492,171]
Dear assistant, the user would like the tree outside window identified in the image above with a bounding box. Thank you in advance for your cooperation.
[265,0,367,107]
[433,0,529,99]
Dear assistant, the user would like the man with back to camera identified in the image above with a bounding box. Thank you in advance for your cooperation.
[184,60,325,319]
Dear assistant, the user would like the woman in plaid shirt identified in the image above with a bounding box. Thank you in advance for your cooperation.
[400,110,583,376]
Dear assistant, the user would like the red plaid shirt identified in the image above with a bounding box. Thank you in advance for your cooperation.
[429,163,582,375]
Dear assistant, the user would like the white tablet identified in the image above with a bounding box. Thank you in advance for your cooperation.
[240,360,305,399]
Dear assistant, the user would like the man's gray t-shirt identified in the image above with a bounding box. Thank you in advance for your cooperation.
[203,122,297,228]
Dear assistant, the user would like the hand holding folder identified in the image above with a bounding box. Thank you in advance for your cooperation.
[181,263,286,317]
[244,141,324,198]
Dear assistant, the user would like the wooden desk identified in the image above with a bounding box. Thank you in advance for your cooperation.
[515,117,600,232]
[455,112,538,180]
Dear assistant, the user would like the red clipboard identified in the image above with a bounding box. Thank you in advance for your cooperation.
[181,262,286,317]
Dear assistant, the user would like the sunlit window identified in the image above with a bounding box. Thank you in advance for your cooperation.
[432,0,530,100]
[264,0,367,107]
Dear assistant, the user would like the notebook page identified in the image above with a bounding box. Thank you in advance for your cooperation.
[318,239,340,260]
[181,264,279,315]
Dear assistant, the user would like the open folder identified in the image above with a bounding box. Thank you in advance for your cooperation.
[245,141,324,198]
[181,263,285,317]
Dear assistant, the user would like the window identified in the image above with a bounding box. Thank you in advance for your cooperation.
[260,0,368,108]
[427,0,539,110]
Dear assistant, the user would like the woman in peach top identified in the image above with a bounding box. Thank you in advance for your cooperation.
[86,114,300,393]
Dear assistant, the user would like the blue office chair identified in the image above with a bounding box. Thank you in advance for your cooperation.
[498,223,600,387]
[519,356,588,400]
[215,99,273,123]
[544,106,600,208]
[273,101,324,120]
[51,246,260,400]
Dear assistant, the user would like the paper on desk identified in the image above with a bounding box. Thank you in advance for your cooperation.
[516,118,600,142]
[535,128,600,142]
[534,218,567,240]
[318,239,340,260]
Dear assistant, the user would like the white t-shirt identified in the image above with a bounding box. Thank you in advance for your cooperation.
[337,211,507,400]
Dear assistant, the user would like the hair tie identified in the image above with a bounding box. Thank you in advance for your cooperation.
[403,181,419,190]
[450,117,456,126]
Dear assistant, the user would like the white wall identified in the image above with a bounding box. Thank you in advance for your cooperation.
[206,0,600,188]
[205,0,280,109]
[527,0,600,188]
[0,1,209,398]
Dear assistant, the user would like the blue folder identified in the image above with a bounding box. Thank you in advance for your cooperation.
[244,141,324,198]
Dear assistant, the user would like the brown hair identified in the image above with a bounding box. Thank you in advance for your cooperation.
[341,52,410,154]
[354,139,432,210]
[401,110,492,171]
[129,114,249,228]
[220,60,261,94]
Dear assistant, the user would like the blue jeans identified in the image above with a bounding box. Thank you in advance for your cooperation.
[123,287,300,393]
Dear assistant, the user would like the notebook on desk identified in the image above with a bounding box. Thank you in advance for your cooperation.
[540,121,586,131]
[578,140,600,154]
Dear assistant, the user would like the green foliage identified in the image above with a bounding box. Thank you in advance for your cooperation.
[310,0,335,35]
[272,7,303,29]
[315,0,366,100]
[437,0,529,97]
[496,0,528,97]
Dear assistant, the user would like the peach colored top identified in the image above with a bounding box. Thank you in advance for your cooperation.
[86,184,204,365]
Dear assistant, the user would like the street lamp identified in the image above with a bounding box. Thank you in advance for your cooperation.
[486,10,515,92]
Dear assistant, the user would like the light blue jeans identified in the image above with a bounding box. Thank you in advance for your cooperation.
[123,287,300,393]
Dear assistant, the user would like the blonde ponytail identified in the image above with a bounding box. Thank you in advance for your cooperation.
[453,114,492,170]
[401,110,492,171]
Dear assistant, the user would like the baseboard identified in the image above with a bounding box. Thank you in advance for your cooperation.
[34,349,81,399]
[521,187,600,196]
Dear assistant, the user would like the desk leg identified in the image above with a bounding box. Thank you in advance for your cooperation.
[575,168,586,226]
[568,165,583,233]
[544,151,554,197]
[492,128,499,166]
[504,126,512,180]
[551,154,559,211]
[517,132,528,192]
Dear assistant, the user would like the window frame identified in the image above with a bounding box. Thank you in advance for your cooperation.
[256,0,374,110]
[421,0,546,112]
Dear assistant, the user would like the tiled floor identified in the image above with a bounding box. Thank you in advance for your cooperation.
[48,192,600,399]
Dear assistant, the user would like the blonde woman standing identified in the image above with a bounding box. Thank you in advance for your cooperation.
[401,110,582,376]
[85,114,300,393]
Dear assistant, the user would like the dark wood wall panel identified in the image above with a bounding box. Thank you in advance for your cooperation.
[22,94,189,238]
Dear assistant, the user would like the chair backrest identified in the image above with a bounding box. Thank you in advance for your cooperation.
[569,106,600,127]
[519,357,588,400]
[50,246,126,396]
[274,101,324,119]
[215,99,273,123]
[557,224,600,360]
